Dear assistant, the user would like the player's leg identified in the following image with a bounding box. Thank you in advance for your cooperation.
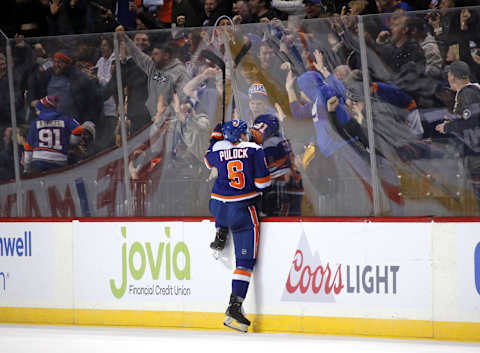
[286,174,304,216]
[210,226,229,251]
[285,191,303,216]
[208,199,230,257]
[260,183,280,216]
[224,204,259,332]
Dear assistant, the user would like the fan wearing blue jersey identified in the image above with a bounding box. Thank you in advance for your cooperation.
[251,114,303,216]
[24,95,95,173]
[204,119,271,333]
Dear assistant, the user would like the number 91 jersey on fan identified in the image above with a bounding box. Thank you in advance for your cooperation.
[25,105,84,165]
[204,140,271,202]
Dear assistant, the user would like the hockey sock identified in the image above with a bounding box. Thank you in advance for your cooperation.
[232,267,252,299]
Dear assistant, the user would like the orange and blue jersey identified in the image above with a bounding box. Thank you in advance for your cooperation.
[372,82,417,111]
[263,135,294,179]
[24,104,84,164]
[204,139,271,202]
[261,135,303,216]
[206,139,269,299]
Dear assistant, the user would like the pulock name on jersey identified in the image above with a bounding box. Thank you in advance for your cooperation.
[219,148,249,161]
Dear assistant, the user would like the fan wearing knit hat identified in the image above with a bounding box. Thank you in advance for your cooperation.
[248,82,272,119]
[52,50,74,75]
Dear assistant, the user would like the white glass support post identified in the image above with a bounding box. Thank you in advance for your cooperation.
[358,16,381,216]
[6,39,23,217]
[114,32,132,216]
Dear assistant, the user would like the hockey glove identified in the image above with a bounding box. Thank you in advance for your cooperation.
[210,123,224,144]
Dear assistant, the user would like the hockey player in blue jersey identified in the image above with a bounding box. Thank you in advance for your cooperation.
[208,84,283,249]
[251,114,303,216]
[24,95,96,173]
[204,119,271,332]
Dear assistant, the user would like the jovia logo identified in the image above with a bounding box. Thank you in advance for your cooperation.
[110,226,190,299]
[475,242,480,295]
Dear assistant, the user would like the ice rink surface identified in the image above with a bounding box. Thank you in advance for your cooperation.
[1,324,479,353]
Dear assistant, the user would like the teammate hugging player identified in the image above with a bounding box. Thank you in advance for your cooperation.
[251,114,303,216]
[204,119,271,332]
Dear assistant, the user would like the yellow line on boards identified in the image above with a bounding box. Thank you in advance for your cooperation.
[0,307,75,325]
[0,307,479,342]
[433,321,480,342]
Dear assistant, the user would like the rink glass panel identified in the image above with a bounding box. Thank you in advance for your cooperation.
[361,7,480,216]
[2,7,480,217]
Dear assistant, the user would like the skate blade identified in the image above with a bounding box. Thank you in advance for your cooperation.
[212,249,220,260]
[223,317,248,333]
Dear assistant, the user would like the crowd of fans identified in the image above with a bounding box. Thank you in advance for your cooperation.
[1,0,480,215]
[2,1,479,39]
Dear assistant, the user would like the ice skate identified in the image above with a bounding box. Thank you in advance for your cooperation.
[223,295,250,333]
[210,227,228,259]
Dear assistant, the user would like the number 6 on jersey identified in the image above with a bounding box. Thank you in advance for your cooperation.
[227,160,245,189]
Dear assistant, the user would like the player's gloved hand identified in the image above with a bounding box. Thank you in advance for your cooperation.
[210,123,224,144]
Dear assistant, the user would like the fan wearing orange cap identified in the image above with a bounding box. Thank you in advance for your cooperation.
[28,49,102,128]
